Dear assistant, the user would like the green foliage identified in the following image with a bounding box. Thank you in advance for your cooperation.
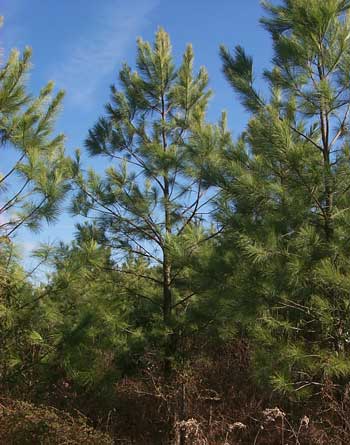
[211,0,350,398]
[0,17,71,238]
[45,239,134,387]
[0,242,61,395]
[6,3,350,442]
[72,28,220,370]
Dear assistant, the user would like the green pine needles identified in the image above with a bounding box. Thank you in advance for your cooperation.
[5,4,350,441]
[214,0,350,397]
[73,28,220,371]
[0,17,71,239]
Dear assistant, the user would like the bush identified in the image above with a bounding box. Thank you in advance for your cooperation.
[0,397,113,445]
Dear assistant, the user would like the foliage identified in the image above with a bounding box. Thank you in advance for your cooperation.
[4,2,350,444]
[72,28,220,372]
[212,0,350,398]
[0,16,71,238]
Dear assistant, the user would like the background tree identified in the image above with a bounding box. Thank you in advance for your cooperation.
[0,16,71,239]
[211,0,350,398]
[0,15,71,400]
[34,236,130,408]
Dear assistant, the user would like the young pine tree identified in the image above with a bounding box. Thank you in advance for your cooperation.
[214,0,350,398]
[0,17,71,239]
[0,17,71,397]
[73,29,218,372]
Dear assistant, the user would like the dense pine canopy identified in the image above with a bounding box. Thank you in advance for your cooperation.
[3,2,350,444]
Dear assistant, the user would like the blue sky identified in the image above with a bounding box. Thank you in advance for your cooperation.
[2,0,273,264]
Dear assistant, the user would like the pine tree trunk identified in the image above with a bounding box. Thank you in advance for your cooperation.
[162,122,174,373]
[178,381,186,445]
[160,84,186,445]
[163,255,173,377]
[318,57,334,242]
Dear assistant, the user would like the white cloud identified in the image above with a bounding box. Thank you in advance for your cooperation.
[1,1,25,54]
[21,240,37,253]
[53,0,158,107]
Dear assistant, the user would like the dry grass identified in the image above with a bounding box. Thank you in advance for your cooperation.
[0,397,113,445]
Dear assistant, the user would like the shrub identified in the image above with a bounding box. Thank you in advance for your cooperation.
[0,397,113,445]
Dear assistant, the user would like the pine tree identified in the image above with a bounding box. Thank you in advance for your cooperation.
[73,29,218,374]
[0,17,71,239]
[37,237,129,390]
[0,16,71,397]
[214,0,350,398]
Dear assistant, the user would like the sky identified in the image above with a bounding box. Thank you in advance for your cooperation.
[1,0,273,267]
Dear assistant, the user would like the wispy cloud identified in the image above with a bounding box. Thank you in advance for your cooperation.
[53,0,158,107]
[2,0,26,53]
